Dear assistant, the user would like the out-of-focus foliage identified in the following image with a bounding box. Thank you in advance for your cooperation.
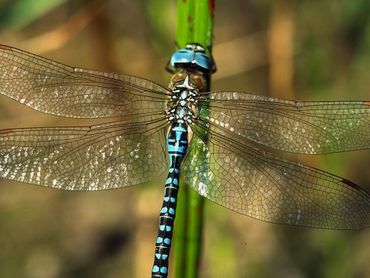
[0,0,369,278]
[0,0,66,30]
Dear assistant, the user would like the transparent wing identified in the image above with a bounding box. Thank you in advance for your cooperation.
[0,115,169,190]
[0,44,169,118]
[182,122,370,230]
[199,92,370,154]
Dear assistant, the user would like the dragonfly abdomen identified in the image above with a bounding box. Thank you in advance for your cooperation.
[152,122,189,278]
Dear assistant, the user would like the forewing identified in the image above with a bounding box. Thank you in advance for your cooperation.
[0,45,169,118]
[199,92,370,154]
[0,115,168,190]
[182,123,370,229]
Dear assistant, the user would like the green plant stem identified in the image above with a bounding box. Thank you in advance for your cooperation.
[173,1,215,277]
[176,0,214,48]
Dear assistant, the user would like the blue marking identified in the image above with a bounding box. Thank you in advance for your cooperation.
[166,226,172,232]
[164,238,171,245]
[161,207,168,214]
[171,167,180,172]
[157,237,163,244]
[159,225,165,231]
[152,265,159,272]
[162,254,168,260]
[167,144,175,152]
[155,253,161,259]
[176,148,185,154]
[166,177,172,184]
[164,184,178,190]
[163,196,170,202]
[169,154,183,160]
[173,125,187,132]
[169,208,175,215]
[160,267,168,274]
[173,178,179,186]
[175,132,184,142]
[168,144,186,153]
[170,197,176,203]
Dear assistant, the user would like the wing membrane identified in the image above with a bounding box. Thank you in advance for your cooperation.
[0,115,169,190]
[0,45,169,118]
[183,123,370,229]
[199,92,370,154]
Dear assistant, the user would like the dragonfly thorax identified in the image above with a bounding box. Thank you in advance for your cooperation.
[167,75,200,125]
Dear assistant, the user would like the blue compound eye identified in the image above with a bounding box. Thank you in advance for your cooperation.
[193,52,214,72]
[169,49,194,67]
[167,43,216,74]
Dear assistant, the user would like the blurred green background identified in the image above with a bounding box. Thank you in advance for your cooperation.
[0,0,369,277]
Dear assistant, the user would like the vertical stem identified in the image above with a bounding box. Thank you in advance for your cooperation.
[173,1,215,278]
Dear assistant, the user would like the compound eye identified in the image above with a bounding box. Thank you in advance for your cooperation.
[193,52,213,72]
[170,49,193,68]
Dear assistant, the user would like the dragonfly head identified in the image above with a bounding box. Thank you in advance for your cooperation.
[166,43,216,75]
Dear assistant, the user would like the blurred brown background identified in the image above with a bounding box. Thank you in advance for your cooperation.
[0,0,369,277]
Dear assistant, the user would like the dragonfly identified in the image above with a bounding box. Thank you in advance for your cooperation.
[0,43,369,278]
